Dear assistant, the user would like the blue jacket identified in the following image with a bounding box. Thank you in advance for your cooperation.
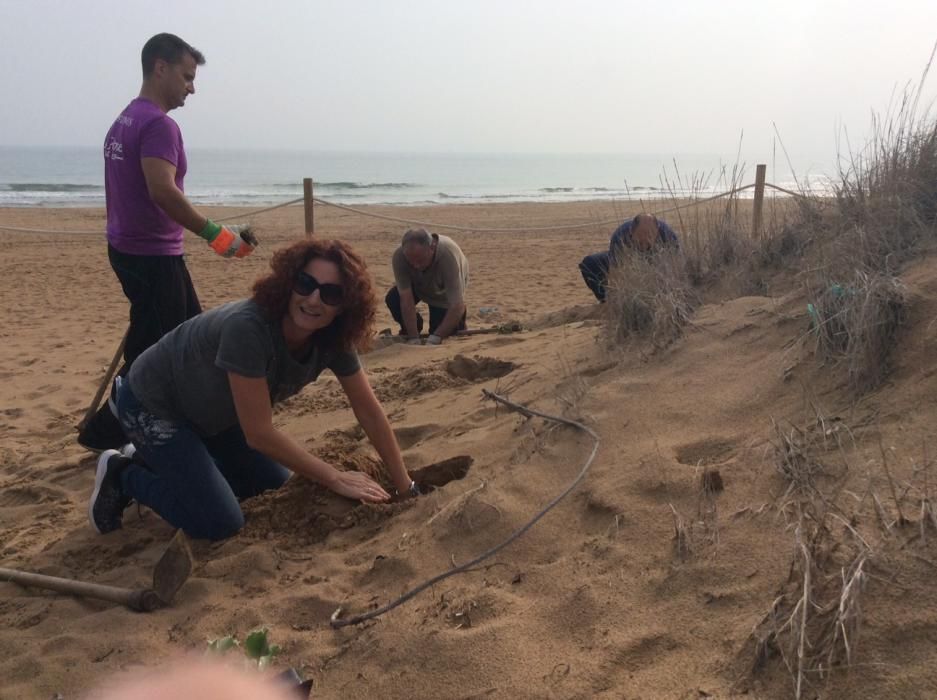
[608,218,679,265]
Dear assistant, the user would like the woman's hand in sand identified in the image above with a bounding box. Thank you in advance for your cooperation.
[330,470,391,503]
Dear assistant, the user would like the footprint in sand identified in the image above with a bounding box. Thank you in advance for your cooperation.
[10,602,51,630]
[393,423,442,450]
[579,360,618,378]
[597,632,682,680]
[480,336,524,348]
[0,485,60,508]
[355,554,416,588]
[674,437,736,466]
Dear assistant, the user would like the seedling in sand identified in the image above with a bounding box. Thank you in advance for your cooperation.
[207,627,281,670]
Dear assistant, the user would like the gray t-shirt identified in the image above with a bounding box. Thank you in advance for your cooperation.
[127,299,361,436]
[392,234,469,308]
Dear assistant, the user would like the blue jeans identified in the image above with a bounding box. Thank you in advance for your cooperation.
[579,251,610,302]
[385,286,467,335]
[115,379,290,540]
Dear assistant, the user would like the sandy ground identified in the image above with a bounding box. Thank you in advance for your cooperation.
[1,201,936,699]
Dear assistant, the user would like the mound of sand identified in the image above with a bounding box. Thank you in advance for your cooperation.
[2,203,937,699]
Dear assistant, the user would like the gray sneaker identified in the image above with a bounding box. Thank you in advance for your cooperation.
[89,450,132,534]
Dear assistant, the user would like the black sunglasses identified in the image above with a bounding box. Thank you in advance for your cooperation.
[293,270,344,306]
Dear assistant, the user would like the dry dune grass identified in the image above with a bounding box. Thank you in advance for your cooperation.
[745,406,870,698]
[603,162,824,354]
[804,73,936,394]
[600,78,937,697]
[805,270,907,394]
[604,247,697,349]
[606,77,935,396]
[745,525,870,700]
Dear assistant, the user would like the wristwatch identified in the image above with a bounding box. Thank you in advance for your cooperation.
[395,480,420,498]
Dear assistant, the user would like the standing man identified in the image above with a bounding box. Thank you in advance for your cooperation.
[78,33,254,451]
[579,213,679,302]
[385,228,469,345]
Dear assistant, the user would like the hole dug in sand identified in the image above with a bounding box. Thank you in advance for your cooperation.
[412,455,473,491]
[241,455,473,546]
[445,354,516,381]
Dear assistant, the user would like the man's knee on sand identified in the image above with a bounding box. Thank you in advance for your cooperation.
[384,286,408,314]
[579,252,610,301]
[385,285,424,333]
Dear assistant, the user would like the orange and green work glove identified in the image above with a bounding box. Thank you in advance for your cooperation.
[198,220,256,258]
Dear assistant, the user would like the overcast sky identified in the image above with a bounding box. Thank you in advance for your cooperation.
[1,0,935,172]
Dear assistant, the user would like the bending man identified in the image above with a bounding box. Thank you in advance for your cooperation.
[385,228,469,345]
[579,213,679,302]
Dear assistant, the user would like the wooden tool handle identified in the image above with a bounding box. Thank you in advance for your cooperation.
[77,329,128,431]
[0,567,161,612]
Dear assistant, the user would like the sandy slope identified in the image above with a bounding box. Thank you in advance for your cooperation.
[0,203,936,699]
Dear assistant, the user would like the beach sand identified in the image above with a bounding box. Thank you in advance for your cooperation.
[2,202,937,699]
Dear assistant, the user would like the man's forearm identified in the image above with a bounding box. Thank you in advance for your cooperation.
[434,302,466,339]
[151,184,209,234]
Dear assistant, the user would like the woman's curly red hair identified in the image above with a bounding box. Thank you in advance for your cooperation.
[251,238,376,352]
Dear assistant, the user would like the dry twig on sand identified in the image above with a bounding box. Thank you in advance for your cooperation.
[697,467,723,547]
[669,504,692,560]
[877,435,908,526]
[771,418,824,495]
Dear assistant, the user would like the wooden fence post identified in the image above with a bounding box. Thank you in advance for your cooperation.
[303,178,314,236]
[752,163,766,238]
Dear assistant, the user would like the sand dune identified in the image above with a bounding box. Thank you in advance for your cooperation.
[1,202,936,699]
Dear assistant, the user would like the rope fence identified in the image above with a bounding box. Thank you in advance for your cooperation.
[311,183,767,233]
[765,181,814,198]
[0,169,815,238]
[0,196,305,236]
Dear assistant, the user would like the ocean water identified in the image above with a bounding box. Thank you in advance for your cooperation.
[0,146,822,208]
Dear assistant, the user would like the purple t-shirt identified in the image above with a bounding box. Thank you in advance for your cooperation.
[104,97,187,256]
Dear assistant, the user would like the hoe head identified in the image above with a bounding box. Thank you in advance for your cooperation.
[152,530,193,605]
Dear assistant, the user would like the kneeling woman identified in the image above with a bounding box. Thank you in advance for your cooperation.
[90,239,416,540]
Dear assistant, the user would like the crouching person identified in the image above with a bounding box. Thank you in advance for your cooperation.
[89,238,417,540]
[579,213,679,302]
[385,227,469,345]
